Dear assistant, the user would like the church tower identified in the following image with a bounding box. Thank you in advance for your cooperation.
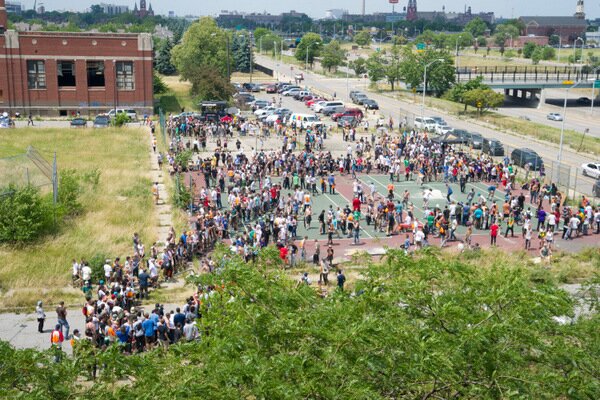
[574,0,585,19]
[406,0,417,22]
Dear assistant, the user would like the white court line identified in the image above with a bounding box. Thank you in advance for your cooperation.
[322,192,374,239]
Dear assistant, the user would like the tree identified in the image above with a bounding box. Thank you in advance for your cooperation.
[349,57,367,76]
[155,38,176,75]
[187,63,235,101]
[320,40,345,72]
[477,36,487,47]
[549,34,560,47]
[400,47,455,95]
[463,88,504,113]
[295,33,322,66]
[531,47,544,65]
[171,17,231,83]
[366,52,386,83]
[231,33,252,73]
[385,45,403,91]
[542,46,556,61]
[392,35,407,46]
[1,247,598,398]
[464,17,488,37]
[260,33,283,54]
[354,30,371,46]
[523,42,537,59]
[253,27,270,44]
[493,23,519,47]
[153,71,167,94]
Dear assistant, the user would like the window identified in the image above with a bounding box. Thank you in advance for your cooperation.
[116,61,134,90]
[87,61,105,87]
[57,61,76,87]
[27,60,46,89]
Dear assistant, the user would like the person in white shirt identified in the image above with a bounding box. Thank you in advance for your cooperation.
[72,259,80,286]
[81,263,92,282]
[103,260,113,282]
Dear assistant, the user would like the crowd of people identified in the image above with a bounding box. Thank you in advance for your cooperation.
[38,105,599,358]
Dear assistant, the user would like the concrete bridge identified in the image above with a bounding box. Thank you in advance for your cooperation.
[456,66,600,104]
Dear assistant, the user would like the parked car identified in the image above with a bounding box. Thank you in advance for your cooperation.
[331,108,364,121]
[363,99,379,110]
[353,94,369,105]
[293,91,311,100]
[279,85,300,94]
[314,101,342,113]
[93,115,111,128]
[468,132,484,149]
[306,98,325,107]
[593,180,600,197]
[266,84,278,94]
[254,106,277,117]
[576,97,592,105]
[434,121,453,135]
[107,108,137,121]
[547,112,563,121]
[337,116,358,128]
[242,83,261,92]
[482,138,505,156]
[282,88,301,96]
[349,90,363,101]
[414,117,437,131]
[451,129,470,144]
[581,162,600,179]
[251,100,270,110]
[320,101,346,115]
[288,113,323,129]
[70,117,87,128]
[511,148,544,171]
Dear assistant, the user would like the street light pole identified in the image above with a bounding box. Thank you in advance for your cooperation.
[455,35,461,71]
[421,59,444,121]
[590,67,600,115]
[558,81,583,169]
[112,60,117,118]
[305,42,319,71]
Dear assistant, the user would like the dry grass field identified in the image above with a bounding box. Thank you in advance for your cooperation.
[0,127,154,309]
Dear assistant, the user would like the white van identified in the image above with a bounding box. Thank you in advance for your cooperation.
[414,117,437,131]
[315,101,344,114]
[288,113,323,129]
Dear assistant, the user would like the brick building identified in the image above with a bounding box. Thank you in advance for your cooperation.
[519,16,587,43]
[0,0,154,117]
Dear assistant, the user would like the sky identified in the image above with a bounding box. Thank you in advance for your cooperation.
[23,0,600,19]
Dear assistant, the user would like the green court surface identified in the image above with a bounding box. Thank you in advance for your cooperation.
[225,175,516,241]
[354,174,514,236]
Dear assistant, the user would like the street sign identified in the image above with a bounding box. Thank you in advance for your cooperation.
[476,101,483,108]
[562,80,574,85]
[594,80,600,88]
[416,43,426,50]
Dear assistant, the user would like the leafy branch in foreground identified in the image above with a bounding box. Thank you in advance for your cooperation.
[0,247,598,399]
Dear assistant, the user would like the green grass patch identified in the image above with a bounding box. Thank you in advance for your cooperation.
[156,75,196,113]
[0,127,155,308]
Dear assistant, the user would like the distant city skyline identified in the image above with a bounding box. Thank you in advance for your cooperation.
[13,0,600,19]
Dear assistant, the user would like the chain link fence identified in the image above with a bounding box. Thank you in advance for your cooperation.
[0,146,57,200]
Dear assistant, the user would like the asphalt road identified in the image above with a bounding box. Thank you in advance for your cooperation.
[256,54,599,198]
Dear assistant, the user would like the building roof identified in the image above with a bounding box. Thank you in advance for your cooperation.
[519,16,587,27]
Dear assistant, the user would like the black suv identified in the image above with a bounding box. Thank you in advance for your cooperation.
[511,148,544,171]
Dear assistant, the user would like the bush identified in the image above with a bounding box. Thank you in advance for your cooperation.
[58,169,83,216]
[88,253,110,283]
[174,150,193,170]
[173,174,192,209]
[113,113,130,127]
[0,185,51,242]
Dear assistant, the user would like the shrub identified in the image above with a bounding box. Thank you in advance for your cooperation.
[0,185,51,242]
[58,169,83,216]
[113,113,130,127]
[174,150,193,170]
[88,253,110,283]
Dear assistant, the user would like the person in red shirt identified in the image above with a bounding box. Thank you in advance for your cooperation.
[490,222,499,246]
[352,196,361,212]
[279,245,288,264]
[50,324,64,362]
